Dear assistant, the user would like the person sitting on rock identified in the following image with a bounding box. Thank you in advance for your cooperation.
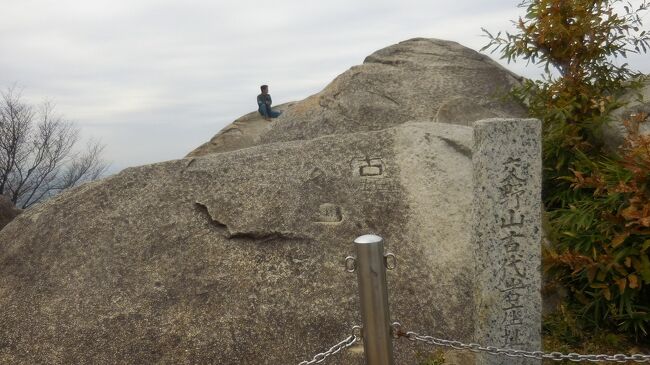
[257,84,281,121]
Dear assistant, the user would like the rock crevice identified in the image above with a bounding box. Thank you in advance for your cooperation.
[195,201,308,242]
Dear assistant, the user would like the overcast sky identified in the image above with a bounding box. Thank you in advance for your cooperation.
[2,1,649,173]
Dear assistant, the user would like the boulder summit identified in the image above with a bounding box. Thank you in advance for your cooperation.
[0,38,538,364]
[188,38,525,157]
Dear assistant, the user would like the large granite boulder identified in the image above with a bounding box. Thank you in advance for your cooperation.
[188,38,526,157]
[0,39,535,364]
[0,195,21,231]
[603,76,650,152]
[1,122,476,364]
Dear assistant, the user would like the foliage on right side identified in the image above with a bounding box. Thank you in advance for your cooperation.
[483,0,650,341]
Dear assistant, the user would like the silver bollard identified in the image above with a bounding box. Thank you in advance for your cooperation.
[354,234,395,365]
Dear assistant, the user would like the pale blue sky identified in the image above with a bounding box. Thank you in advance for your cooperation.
[2,0,649,172]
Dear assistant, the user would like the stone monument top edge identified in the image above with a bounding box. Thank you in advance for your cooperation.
[354,234,384,245]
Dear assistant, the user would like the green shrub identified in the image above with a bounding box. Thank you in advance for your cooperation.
[483,0,650,339]
[546,113,650,337]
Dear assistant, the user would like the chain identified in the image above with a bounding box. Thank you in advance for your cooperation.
[298,326,361,365]
[391,323,650,363]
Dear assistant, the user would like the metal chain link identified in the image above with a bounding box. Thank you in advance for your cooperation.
[391,323,650,363]
[298,326,361,365]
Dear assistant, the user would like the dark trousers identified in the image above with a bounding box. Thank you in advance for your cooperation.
[258,104,281,118]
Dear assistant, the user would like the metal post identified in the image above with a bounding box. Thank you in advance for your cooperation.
[354,234,395,365]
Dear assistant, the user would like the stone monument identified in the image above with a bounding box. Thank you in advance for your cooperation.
[473,118,542,365]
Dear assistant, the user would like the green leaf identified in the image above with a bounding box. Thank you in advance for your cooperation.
[640,239,650,253]
[640,255,650,283]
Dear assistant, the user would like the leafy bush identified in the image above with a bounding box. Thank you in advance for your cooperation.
[483,0,650,339]
[545,112,650,337]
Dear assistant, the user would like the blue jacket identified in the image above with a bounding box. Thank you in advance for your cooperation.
[257,93,272,107]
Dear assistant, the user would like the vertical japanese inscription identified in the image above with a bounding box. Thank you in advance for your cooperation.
[497,157,528,347]
[473,119,542,365]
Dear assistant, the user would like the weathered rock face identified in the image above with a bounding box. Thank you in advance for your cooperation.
[0,195,21,231]
[188,38,526,157]
[1,122,476,364]
[0,38,535,365]
[603,77,650,152]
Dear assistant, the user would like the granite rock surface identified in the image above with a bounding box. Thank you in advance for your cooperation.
[603,77,650,151]
[1,122,476,364]
[0,38,532,365]
[188,38,526,157]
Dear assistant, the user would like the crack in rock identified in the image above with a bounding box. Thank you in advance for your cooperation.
[365,89,400,106]
[363,56,405,67]
[194,202,308,242]
[194,202,228,232]
[438,136,472,158]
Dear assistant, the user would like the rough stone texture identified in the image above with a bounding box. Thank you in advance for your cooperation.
[0,195,21,231]
[187,38,526,157]
[473,119,542,365]
[0,38,542,364]
[188,103,293,157]
[603,77,650,152]
[0,122,479,365]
